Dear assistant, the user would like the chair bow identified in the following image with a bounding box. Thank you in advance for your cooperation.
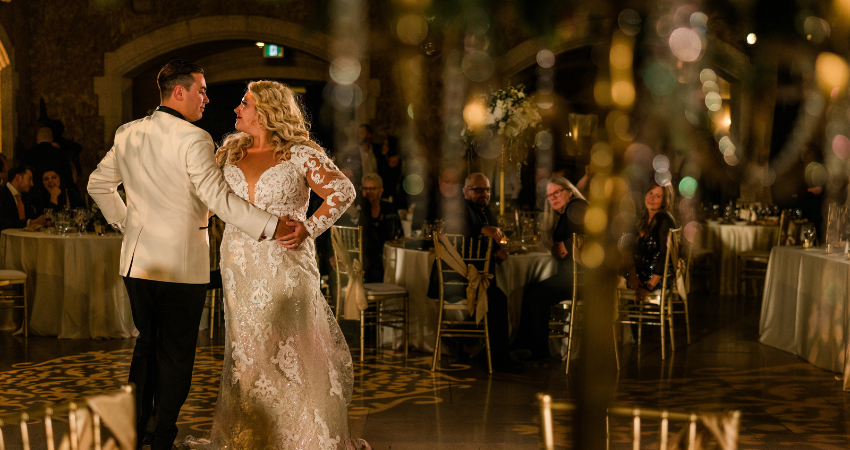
[331,227,368,320]
[435,234,492,324]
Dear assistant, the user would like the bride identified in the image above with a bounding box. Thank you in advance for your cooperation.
[189,80,365,449]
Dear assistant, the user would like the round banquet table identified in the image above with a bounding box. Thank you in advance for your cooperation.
[0,229,138,339]
[381,243,558,352]
[698,221,780,295]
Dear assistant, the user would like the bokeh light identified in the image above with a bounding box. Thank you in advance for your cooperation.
[535,130,553,150]
[618,9,641,36]
[581,242,606,268]
[653,154,670,172]
[684,221,702,242]
[536,49,555,68]
[669,28,703,62]
[329,57,361,85]
[655,170,672,186]
[462,50,494,82]
[585,207,608,233]
[397,14,428,45]
[833,134,850,159]
[816,52,850,93]
[679,176,698,198]
[403,174,425,195]
[746,33,757,44]
[463,100,487,130]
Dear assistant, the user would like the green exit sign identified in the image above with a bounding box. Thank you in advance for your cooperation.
[263,45,283,58]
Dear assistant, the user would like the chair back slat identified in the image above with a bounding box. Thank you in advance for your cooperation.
[19,414,30,450]
[536,397,741,450]
[777,209,790,246]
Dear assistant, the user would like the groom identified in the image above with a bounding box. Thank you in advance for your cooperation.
[88,60,290,450]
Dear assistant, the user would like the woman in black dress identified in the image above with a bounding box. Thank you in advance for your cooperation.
[32,169,85,212]
[622,181,677,302]
[514,177,587,360]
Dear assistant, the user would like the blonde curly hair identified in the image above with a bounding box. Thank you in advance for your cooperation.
[216,80,323,166]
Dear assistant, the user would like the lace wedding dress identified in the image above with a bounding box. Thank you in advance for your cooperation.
[189,145,363,449]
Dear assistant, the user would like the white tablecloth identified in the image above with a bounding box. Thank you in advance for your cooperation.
[699,221,780,295]
[0,229,137,339]
[382,244,558,352]
[759,246,850,389]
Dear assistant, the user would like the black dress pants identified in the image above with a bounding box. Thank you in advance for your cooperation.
[514,260,573,358]
[123,277,207,450]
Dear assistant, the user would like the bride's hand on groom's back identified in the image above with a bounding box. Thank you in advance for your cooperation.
[277,217,309,249]
[273,217,295,241]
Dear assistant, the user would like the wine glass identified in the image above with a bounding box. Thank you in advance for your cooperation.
[43,208,55,234]
[73,208,89,235]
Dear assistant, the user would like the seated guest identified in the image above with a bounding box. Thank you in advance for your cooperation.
[514,177,587,360]
[0,165,49,232]
[622,181,677,302]
[32,169,85,212]
[412,166,465,233]
[358,173,402,283]
[377,136,404,208]
[428,172,523,373]
[24,126,74,184]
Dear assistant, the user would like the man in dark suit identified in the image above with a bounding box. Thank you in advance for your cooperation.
[444,172,522,373]
[1,165,49,232]
[339,124,379,191]
[24,126,74,185]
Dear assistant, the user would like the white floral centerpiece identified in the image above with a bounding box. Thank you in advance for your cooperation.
[462,84,542,163]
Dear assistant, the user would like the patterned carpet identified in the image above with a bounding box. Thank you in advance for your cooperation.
[3,295,850,448]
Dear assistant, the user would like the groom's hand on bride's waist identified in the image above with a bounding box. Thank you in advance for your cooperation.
[273,217,296,241]
[278,218,309,249]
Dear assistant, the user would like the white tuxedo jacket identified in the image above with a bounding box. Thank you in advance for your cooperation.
[88,111,275,284]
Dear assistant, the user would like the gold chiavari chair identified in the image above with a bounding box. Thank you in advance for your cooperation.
[737,210,790,297]
[536,394,741,450]
[431,233,494,373]
[0,270,27,337]
[0,385,135,450]
[331,225,409,363]
[615,228,686,363]
[548,234,585,375]
[205,216,225,339]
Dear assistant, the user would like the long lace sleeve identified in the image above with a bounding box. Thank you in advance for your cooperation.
[293,145,356,238]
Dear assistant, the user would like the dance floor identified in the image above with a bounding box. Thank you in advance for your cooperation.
[2,294,850,449]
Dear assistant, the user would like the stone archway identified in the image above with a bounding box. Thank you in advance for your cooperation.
[94,15,374,150]
[0,23,17,160]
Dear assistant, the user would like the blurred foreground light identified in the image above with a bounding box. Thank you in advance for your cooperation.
[535,130,553,150]
[581,243,605,268]
[669,28,704,62]
[329,57,361,85]
[619,9,642,36]
[684,221,702,243]
[611,80,635,107]
[804,17,830,44]
[690,12,708,31]
[760,167,776,187]
[463,100,487,130]
[679,176,698,199]
[816,52,850,92]
[610,43,633,70]
[746,33,757,45]
[644,63,675,97]
[653,154,670,172]
[724,154,739,166]
[408,104,415,119]
[705,91,722,111]
[699,69,716,83]
[537,49,555,68]
[655,171,672,186]
[833,134,850,159]
[403,174,425,195]
[330,84,363,109]
[591,144,613,170]
[718,136,735,156]
[397,14,429,45]
[805,162,827,187]
[462,51,494,82]
[255,42,265,48]
[585,207,608,233]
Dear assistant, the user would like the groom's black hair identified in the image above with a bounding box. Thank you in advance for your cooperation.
[157,60,204,101]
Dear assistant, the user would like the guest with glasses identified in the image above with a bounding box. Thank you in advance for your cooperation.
[358,173,402,282]
[513,177,587,361]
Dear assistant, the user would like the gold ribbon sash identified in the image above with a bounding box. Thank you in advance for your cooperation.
[331,227,368,320]
[434,233,493,324]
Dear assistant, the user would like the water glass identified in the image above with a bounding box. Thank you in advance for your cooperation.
[55,211,70,236]
[43,208,55,234]
[74,208,89,235]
